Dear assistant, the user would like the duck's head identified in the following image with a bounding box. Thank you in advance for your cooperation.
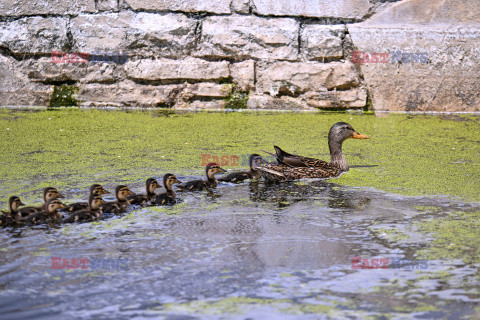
[328,122,369,171]
[90,184,110,196]
[146,178,161,194]
[45,198,67,213]
[9,196,25,213]
[89,194,106,210]
[163,173,182,190]
[43,187,64,202]
[249,154,265,169]
[115,185,135,201]
[205,163,227,179]
[328,122,369,145]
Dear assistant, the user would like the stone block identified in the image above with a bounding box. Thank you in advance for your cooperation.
[301,25,345,60]
[196,16,298,61]
[0,17,68,54]
[230,60,255,91]
[124,0,231,14]
[71,12,196,56]
[0,0,95,16]
[252,0,371,19]
[124,58,230,81]
[256,61,362,96]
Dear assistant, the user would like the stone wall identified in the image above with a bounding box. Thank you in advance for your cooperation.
[0,0,478,112]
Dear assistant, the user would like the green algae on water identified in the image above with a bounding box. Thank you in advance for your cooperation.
[0,109,479,205]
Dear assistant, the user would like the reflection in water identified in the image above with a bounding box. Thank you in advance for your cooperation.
[249,180,372,211]
[0,179,478,319]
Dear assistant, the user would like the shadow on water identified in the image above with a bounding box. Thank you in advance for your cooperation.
[0,179,479,319]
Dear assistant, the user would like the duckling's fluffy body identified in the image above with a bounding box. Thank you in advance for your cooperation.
[178,163,226,191]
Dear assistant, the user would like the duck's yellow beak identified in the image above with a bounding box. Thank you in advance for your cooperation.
[352,132,369,139]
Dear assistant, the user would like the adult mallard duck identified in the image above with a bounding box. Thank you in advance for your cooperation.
[103,185,135,214]
[127,178,161,206]
[177,163,227,191]
[258,122,369,181]
[218,154,263,183]
[154,174,182,205]
[19,187,64,217]
[0,196,25,226]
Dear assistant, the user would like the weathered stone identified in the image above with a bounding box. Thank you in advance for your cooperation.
[0,0,95,16]
[71,12,196,56]
[182,83,232,99]
[348,0,480,112]
[22,57,124,84]
[196,16,298,61]
[230,60,255,91]
[302,87,367,108]
[0,17,68,54]
[97,0,119,11]
[301,25,345,60]
[247,95,316,110]
[177,100,227,110]
[232,0,250,13]
[124,0,231,14]
[364,0,480,25]
[252,0,371,19]
[256,61,362,96]
[0,55,51,106]
[77,81,182,107]
[124,58,230,81]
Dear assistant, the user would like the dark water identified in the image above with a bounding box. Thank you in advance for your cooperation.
[0,179,479,319]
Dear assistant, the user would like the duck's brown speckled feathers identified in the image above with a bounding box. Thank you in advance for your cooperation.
[177,163,227,191]
[258,122,369,181]
[103,185,134,214]
[218,154,262,183]
[64,195,105,223]
[154,174,181,205]
[27,198,67,225]
[19,187,64,217]
[65,184,109,212]
[0,196,25,227]
[127,178,161,206]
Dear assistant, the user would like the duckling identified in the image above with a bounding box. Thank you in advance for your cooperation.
[102,185,135,214]
[126,178,161,206]
[218,154,263,183]
[65,184,109,212]
[154,174,182,205]
[27,198,67,225]
[19,187,64,217]
[177,163,227,191]
[0,196,25,226]
[64,194,106,223]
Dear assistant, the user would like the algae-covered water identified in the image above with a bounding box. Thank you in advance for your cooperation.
[0,109,479,319]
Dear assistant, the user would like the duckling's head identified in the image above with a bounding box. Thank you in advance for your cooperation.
[43,187,64,202]
[115,185,134,201]
[205,163,227,179]
[328,122,369,145]
[163,174,182,189]
[45,198,67,213]
[90,184,110,196]
[146,178,161,194]
[9,196,25,212]
[89,194,106,210]
[249,154,265,169]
